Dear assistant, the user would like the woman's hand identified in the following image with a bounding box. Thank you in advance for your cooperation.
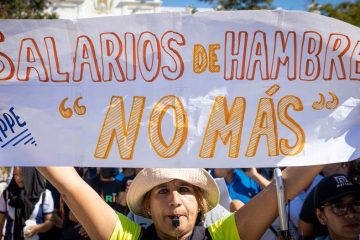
[23,224,39,237]
[78,226,90,238]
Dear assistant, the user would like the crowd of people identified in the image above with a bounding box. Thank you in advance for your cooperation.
[0,161,358,240]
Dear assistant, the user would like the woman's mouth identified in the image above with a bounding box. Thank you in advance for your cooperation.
[344,222,360,230]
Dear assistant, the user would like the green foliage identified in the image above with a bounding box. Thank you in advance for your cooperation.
[318,1,360,27]
[199,0,273,10]
[0,0,58,19]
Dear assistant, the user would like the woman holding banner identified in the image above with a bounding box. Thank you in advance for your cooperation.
[37,166,322,240]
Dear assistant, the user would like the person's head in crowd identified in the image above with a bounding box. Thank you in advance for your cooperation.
[13,167,24,188]
[99,167,118,180]
[12,167,46,191]
[0,167,8,181]
[122,168,135,177]
[314,174,360,240]
[126,168,219,239]
[348,158,360,184]
[212,168,232,178]
[122,168,142,178]
[124,168,144,190]
[322,162,349,177]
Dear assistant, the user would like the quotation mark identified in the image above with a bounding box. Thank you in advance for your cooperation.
[59,97,87,118]
[312,92,339,110]
[265,84,280,96]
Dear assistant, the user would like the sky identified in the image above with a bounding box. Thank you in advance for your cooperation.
[162,0,352,10]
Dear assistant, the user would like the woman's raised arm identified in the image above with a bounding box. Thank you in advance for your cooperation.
[234,165,323,240]
[37,167,117,240]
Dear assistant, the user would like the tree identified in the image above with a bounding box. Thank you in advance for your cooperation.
[312,0,360,27]
[199,0,273,10]
[0,0,58,19]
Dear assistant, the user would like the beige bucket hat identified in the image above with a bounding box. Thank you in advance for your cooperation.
[126,168,220,218]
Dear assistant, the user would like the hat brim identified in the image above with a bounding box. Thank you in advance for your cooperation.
[126,168,220,218]
[321,190,360,206]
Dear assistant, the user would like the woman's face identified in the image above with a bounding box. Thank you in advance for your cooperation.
[148,179,199,239]
[316,194,360,239]
[13,167,24,188]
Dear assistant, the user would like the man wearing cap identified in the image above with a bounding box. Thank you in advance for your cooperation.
[313,174,360,240]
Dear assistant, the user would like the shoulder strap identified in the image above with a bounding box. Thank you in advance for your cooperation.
[41,191,46,212]
[3,190,7,211]
[269,225,277,236]
[3,190,7,202]
[42,191,46,204]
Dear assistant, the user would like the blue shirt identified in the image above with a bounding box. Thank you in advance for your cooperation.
[212,169,262,203]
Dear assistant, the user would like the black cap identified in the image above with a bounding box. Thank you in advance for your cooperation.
[314,174,360,209]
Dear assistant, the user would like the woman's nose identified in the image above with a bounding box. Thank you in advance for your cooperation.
[169,191,182,207]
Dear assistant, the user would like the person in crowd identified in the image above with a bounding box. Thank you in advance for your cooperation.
[348,158,360,185]
[80,167,98,183]
[118,168,143,215]
[42,181,62,240]
[298,162,353,239]
[228,168,272,213]
[37,165,322,240]
[0,167,54,240]
[0,167,10,194]
[115,168,138,182]
[89,168,125,213]
[313,174,360,240]
[61,167,89,240]
[210,168,267,205]
[261,171,323,240]
[60,200,89,240]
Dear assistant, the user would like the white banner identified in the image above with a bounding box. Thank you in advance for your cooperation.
[0,10,359,167]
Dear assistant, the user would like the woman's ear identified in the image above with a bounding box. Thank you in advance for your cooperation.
[143,192,152,218]
[315,208,327,225]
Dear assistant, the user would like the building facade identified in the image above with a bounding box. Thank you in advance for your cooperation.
[49,0,213,19]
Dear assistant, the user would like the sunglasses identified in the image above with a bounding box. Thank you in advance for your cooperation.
[322,201,360,216]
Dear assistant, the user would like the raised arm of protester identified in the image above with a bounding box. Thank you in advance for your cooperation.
[38,167,117,240]
[37,165,323,240]
[244,168,271,188]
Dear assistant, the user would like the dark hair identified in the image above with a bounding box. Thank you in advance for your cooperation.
[193,186,209,224]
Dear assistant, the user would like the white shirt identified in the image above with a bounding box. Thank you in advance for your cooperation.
[0,189,54,240]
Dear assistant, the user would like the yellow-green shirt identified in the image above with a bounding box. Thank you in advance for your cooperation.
[109,212,240,240]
